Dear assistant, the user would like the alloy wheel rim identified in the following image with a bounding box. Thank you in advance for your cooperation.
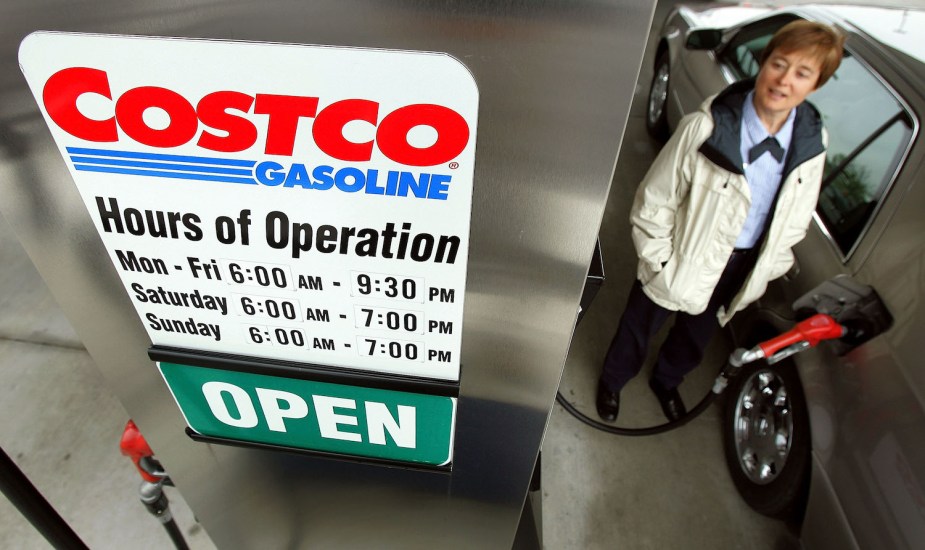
[648,63,669,126]
[733,370,794,485]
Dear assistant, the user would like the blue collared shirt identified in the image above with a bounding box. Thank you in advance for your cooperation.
[735,91,795,249]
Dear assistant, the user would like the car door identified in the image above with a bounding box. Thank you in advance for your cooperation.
[771,37,924,550]
[710,14,924,547]
[668,39,725,125]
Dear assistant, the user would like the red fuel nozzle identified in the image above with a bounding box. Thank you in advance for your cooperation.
[119,420,161,483]
[758,313,846,358]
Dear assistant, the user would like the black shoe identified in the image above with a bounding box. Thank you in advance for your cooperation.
[649,378,687,422]
[596,380,620,422]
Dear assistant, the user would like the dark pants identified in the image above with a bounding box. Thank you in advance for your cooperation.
[600,249,757,392]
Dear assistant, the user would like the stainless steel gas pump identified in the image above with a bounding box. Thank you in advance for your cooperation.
[0,1,658,547]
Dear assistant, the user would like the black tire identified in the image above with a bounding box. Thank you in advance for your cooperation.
[722,360,811,520]
[646,50,671,141]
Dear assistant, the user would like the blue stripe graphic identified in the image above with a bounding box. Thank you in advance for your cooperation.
[66,146,259,185]
[66,147,256,168]
[69,156,253,177]
[73,164,257,185]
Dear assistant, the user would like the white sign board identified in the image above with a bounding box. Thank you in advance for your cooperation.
[20,32,477,382]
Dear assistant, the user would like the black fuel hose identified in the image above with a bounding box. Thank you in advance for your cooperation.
[557,308,815,435]
[555,381,721,436]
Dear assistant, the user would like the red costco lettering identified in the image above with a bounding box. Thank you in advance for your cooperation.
[42,67,118,142]
[377,104,469,167]
[313,99,378,162]
[253,94,319,157]
[41,67,469,166]
[116,87,198,148]
[196,91,257,152]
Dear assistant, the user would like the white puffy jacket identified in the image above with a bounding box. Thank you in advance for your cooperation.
[631,80,827,325]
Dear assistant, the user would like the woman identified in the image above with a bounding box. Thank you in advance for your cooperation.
[597,20,845,423]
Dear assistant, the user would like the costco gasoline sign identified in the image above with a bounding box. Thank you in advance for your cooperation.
[20,32,477,382]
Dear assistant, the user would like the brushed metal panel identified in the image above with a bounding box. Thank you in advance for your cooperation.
[0,1,655,547]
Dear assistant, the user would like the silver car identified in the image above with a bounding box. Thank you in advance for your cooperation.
[648,4,925,549]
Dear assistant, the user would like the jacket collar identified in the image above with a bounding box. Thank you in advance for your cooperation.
[699,78,825,180]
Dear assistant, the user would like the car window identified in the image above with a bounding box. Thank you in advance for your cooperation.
[810,52,914,257]
[721,15,800,79]
[727,35,766,78]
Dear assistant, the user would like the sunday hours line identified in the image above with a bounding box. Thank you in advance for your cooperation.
[146,313,222,341]
[94,196,461,261]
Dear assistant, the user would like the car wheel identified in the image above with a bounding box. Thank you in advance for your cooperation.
[646,50,670,141]
[722,360,810,519]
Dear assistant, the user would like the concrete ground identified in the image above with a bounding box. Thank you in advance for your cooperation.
[0,1,798,548]
[0,219,217,549]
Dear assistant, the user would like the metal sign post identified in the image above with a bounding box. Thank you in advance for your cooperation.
[0,1,655,547]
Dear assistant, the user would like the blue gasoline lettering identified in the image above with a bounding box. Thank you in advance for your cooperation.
[253,163,451,201]
[265,212,460,262]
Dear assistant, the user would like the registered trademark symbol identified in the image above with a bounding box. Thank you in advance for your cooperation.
[448,162,459,169]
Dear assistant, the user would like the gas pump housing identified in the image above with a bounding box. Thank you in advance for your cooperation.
[0,1,656,547]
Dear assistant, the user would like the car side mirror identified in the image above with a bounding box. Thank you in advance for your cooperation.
[685,28,723,50]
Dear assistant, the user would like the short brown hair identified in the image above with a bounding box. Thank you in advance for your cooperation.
[760,20,845,88]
